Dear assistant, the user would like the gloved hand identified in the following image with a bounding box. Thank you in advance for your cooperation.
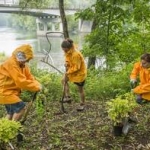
[130,79,137,89]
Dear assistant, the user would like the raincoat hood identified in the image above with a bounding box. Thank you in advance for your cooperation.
[0,44,40,104]
[12,44,33,61]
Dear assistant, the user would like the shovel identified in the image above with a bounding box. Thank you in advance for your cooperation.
[21,92,38,125]
[55,76,67,115]
[60,80,67,113]
[16,92,38,143]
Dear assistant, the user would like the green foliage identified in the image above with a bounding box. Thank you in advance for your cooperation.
[132,0,150,23]
[75,7,95,20]
[106,92,138,125]
[80,0,150,69]
[35,93,45,117]
[0,118,22,143]
[85,63,132,101]
[0,52,7,62]
[37,72,62,101]
[19,0,50,8]
[9,14,36,31]
[20,90,33,102]
[20,64,80,105]
[24,60,134,103]
[67,15,78,32]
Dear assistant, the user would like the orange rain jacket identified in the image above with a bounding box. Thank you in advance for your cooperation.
[65,47,87,83]
[0,44,41,104]
[130,61,150,100]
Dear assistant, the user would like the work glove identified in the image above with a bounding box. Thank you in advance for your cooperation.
[130,79,137,89]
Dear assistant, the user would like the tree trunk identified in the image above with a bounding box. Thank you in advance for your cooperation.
[87,56,96,68]
[87,18,97,68]
[59,0,69,39]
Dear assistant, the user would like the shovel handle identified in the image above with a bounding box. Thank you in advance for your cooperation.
[21,92,38,124]
[61,80,66,113]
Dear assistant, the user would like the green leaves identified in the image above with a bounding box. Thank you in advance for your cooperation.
[106,92,138,125]
[0,118,22,143]
[35,93,46,117]
[75,7,95,20]
[79,0,150,69]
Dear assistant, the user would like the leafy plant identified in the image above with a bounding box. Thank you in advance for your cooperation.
[20,90,33,102]
[35,93,46,118]
[0,118,22,143]
[106,92,138,125]
[0,52,7,62]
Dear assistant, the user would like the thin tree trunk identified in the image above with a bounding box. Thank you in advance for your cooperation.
[59,0,69,39]
[88,56,96,68]
[87,18,97,68]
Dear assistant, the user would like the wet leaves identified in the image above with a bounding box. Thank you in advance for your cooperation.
[1,100,150,149]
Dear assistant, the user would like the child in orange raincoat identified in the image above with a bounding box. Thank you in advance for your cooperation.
[0,44,41,121]
[130,53,150,104]
[61,38,87,111]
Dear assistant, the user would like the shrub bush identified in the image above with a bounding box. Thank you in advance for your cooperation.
[0,118,22,143]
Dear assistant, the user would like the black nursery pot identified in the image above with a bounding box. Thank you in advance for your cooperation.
[113,125,123,136]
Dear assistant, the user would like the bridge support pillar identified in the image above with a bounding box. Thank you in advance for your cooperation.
[78,18,93,33]
[36,16,63,36]
[51,23,55,31]
[78,19,82,32]
[59,22,63,32]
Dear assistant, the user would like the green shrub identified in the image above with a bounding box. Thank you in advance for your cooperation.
[25,62,134,103]
[85,64,133,101]
[0,52,7,63]
[0,118,22,143]
[106,92,138,125]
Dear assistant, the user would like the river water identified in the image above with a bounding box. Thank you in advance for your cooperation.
[0,27,87,73]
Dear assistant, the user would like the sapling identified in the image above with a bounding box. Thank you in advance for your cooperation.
[106,92,138,126]
[0,118,22,149]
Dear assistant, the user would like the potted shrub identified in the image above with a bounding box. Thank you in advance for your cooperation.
[0,118,22,149]
[106,92,138,136]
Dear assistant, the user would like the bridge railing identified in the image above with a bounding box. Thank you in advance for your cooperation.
[0,0,19,5]
[0,0,93,10]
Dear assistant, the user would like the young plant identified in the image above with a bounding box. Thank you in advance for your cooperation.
[0,118,22,143]
[35,93,46,118]
[106,92,138,126]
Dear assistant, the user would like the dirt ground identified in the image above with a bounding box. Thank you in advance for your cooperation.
[1,100,150,150]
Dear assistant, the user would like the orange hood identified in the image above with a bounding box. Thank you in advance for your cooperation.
[12,44,34,61]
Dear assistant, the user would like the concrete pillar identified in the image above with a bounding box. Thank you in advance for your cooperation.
[59,22,63,32]
[36,18,47,36]
[43,22,47,32]
[51,23,55,31]
[78,18,83,32]
[36,16,64,36]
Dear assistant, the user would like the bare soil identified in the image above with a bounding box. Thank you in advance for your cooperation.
[1,100,150,150]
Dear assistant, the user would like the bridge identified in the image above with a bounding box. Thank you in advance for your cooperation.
[0,0,93,35]
[0,5,79,16]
